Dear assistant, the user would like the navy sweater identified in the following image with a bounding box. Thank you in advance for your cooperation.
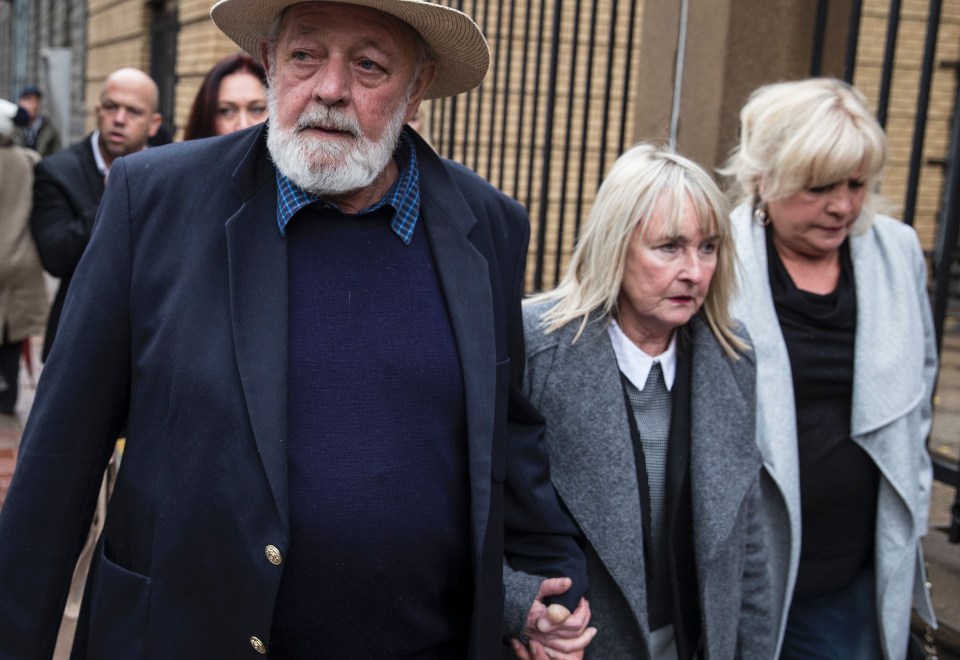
[270,205,472,658]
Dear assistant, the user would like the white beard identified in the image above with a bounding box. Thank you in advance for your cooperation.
[265,86,409,197]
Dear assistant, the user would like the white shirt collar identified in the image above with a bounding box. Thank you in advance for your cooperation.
[607,319,677,392]
[90,130,108,177]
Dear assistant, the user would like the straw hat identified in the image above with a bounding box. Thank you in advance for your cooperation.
[210,0,489,99]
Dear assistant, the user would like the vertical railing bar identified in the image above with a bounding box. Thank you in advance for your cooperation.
[573,0,601,239]
[497,0,518,192]
[524,0,549,231]
[842,0,864,83]
[513,0,535,198]
[596,0,619,188]
[876,0,902,129]
[932,70,960,358]
[470,0,488,171]
[447,96,459,160]
[554,0,582,286]
[904,0,943,227]
[485,2,504,182]
[617,0,640,156]
[669,0,690,151]
[434,96,447,155]
[810,0,829,76]
[448,0,465,163]
[533,0,565,291]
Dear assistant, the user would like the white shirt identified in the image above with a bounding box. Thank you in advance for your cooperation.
[607,318,680,660]
[607,319,677,392]
[90,131,108,177]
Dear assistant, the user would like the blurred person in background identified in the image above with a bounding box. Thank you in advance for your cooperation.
[504,143,772,659]
[725,78,937,659]
[183,53,267,140]
[13,85,61,158]
[30,67,161,361]
[0,99,48,416]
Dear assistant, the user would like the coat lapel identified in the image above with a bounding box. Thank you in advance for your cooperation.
[849,223,927,436]
[538,320,650,634]
[416,146,497,560]
[687,319,761,564]
[224,130,289,529]
[729,206,801,510]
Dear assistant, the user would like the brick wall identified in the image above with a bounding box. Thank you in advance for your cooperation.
[84,0,150,133]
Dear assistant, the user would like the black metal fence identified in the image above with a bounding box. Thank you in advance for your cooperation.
[425,0,641,292]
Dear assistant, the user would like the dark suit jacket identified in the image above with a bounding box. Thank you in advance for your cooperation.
[29,135,105,360]
[505,303,774,659]
[0,126,586,659]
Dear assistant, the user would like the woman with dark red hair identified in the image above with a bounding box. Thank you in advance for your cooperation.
[183,53,267,140]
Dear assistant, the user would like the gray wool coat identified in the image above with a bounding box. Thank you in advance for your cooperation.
[0,144,47,343]
[729,204,938,659]
[504,301,774,659]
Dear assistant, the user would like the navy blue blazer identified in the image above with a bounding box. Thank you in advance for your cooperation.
[0,125,586,659]
[29,135,105,360]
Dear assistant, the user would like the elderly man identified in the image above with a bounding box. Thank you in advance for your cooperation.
[0,2,590,659]
[30,67,161,361]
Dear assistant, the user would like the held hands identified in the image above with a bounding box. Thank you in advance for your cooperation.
[510,577,596,660]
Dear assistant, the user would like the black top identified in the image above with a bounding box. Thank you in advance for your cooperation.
[767,229,880,595]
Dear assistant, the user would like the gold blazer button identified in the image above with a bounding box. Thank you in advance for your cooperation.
[265,545,282,566]
[249,636,266,654]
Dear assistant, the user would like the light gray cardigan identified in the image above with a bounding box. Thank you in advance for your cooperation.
[503,302,773,659]
[729,203,938,659]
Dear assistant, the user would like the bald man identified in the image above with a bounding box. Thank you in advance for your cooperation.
[31,67,162,359]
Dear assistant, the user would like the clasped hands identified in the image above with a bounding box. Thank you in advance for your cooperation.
[511,577,597,660]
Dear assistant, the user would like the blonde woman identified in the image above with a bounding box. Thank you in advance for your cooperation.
[725,78,937,658]
[505,143,772,659]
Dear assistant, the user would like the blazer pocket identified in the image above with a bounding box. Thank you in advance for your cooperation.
[84,543,152,659]
[491,358,510,483]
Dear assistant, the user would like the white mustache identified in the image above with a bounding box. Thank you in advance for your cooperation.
[295,106,362,138]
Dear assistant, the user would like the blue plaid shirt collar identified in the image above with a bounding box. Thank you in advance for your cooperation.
[275,130,420,244]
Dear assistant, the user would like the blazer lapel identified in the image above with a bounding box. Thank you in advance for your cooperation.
[416,146,497,560]
[688,319,760,564]
[224,130,289,528]
[540,320,650,634]
[79,138,105,203]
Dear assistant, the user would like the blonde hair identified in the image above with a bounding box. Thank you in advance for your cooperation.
[723,77,887,233]
[531,143,747,358]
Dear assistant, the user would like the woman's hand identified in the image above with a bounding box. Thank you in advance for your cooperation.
[512,577,597,659]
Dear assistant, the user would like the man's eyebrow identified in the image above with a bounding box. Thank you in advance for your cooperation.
[288,25,394,54]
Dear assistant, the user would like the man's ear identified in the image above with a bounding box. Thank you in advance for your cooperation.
[260,42,274,79]
[404,60,437,125]
[148,113,162,138]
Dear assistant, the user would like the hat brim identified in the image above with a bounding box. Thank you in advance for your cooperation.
[210,0,489,99]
